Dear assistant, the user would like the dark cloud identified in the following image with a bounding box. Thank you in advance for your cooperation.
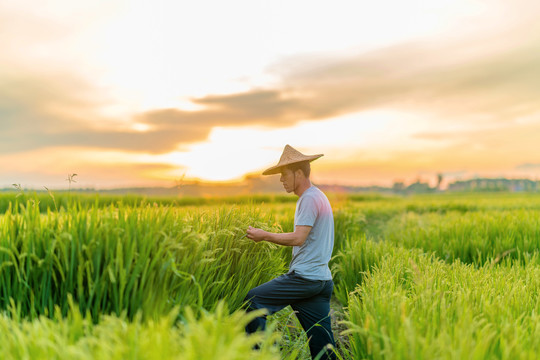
[0,75,91,132]
[0,84,310,153]
[138,90,309,129]
[0,71,215,153]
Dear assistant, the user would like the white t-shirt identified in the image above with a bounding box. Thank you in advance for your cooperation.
[288,186,334,280]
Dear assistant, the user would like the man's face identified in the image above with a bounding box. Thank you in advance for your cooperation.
[280,168,296,193]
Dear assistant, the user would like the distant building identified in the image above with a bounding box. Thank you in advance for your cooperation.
[405,180,435,194]
[447,178,539,192]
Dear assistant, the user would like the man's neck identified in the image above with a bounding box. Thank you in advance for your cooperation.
[294,179,312,197]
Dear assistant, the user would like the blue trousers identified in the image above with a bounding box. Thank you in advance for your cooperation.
[244,272,336,360]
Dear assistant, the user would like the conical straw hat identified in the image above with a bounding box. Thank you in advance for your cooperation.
[262,145,323,175]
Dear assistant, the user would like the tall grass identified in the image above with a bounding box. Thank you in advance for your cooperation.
[333,194,540,358]
[344,242,540,359]
[4,191,540,359]
[0,200,286,320]
[331,235,413,305]
[0,192,298,213]
[0,301,280,360]
[383,209,540,265]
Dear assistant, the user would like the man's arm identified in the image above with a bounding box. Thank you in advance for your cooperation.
[246,225,311,247]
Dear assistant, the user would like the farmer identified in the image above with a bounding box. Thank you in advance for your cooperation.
[244,144,336,360]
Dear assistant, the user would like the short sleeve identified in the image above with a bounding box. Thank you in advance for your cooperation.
[295,194,318,227]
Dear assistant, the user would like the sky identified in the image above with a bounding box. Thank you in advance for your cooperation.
[1,0,540,189]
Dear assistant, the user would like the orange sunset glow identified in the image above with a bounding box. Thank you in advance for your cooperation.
[1,0,540,190]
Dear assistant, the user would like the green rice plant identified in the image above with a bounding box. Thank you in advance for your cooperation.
[7,192,540,359]
[266,307,308,360]
[166,205,288,311]
[331,235,421,305]
[332,200,408,249]
[333,209,368,253]
[0,192,299,214]
[0,300,281,359]
[398,193,540,212]
[179,302,281,360]
[265,304,350,360]
[343,241,540,359]
[383,209,540,265]
[0,200,287,320]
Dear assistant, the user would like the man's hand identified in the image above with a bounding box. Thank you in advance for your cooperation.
[246,225,311,247]
[246,226,268,243]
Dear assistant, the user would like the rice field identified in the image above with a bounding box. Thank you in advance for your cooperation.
[1,191,540,359]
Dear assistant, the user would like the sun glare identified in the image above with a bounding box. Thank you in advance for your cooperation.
[155,132,278,182]
[149,109,444,182]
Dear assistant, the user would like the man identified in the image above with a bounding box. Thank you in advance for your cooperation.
[244,144,336,360]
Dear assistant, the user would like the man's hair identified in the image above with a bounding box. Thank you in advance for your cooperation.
[287,161,311,178]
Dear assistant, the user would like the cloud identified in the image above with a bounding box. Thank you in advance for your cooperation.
[0,80,312,154]
[2,6,540,156]
[516,163,540,170]
[0,69,213,153]
[275,32,540,123]
[136,23,540,151]
[139,90,307,128]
